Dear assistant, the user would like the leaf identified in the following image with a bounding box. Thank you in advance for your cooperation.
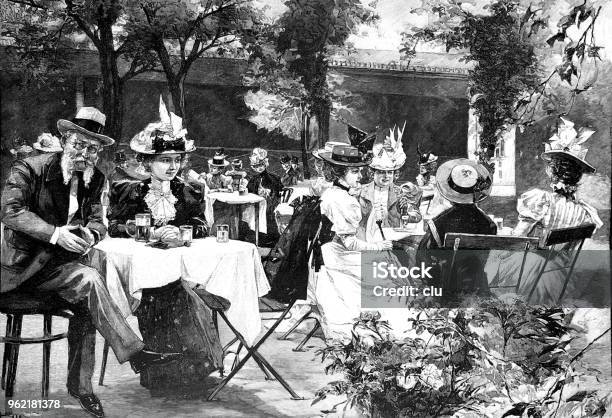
[546,32,565,47]
[565,390,596,402]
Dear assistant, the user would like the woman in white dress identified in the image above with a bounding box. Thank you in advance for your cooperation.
[487,118,602,304]
[315,144,393,339]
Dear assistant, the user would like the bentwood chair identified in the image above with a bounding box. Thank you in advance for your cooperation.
[527,223,595,304]
[443,233,540,295]
[280,188,294,204]
[1,292,73,400]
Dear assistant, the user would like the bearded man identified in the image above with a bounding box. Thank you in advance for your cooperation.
[1,107,181,418]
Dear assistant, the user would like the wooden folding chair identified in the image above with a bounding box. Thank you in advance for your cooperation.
[207,297,303,401]
[526,223,596,304]
[443,233,540,294]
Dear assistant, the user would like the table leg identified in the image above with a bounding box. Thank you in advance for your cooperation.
[255,202,260,247]
[232,204,240,240]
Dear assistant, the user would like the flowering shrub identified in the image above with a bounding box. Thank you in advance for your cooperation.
[313,301,611,417]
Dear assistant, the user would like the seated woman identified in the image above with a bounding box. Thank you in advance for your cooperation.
[314,144,393,340]
[487,118,602,304]
[106,97,223,395]
[417,158,496,298]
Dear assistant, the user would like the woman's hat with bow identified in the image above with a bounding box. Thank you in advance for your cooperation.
[541,117,596,173]
[130,96,195,154]
[435,158,492,204]
[369,122,407,171]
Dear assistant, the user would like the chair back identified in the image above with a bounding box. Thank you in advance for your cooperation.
[528,223,595,304]
[542,223,595,246]
[281,188,293,203]
[443,233,540,294]
[443,233,540,251]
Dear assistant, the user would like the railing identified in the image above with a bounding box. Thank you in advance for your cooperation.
[328,59,469,75]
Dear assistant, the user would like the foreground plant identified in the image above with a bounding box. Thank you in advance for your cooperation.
[313,301,611,417]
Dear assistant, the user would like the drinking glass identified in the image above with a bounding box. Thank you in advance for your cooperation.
[180,225,193,245]
[401,215,412,230]
[126,213,152,242]
[216,225,229,243]
[494,217,504,230]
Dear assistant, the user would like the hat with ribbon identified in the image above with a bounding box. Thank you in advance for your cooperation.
[280,154,291,164]
[33,132,63,153]
[208,148,230,167]
[435,158,492,204]
[318,144,371,167]
[130,96,195,155]
[541,117,595,173]
[57,107,115,146]
[312,141,348,160]
[249,148,269,166]
[370,122,407,171]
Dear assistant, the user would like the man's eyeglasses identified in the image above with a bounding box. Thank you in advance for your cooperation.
[69,140,101,154]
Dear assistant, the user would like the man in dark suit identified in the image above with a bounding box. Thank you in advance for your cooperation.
[417,159,497,297]
[1,108,180,417]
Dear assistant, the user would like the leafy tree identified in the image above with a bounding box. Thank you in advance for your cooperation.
[401,0,603,170]
[2,0,159,144]
[124,0,266,119]
[243,0,378,178]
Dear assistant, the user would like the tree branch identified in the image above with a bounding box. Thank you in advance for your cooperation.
[64,0,101,50]
[6,0,48,10]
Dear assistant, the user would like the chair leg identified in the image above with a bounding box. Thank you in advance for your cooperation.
[2,314,14,390]
[42,315,52,398]
[5,314,23,399]
[98,340,110,386]
[293,321,321,352]
[278,308,313,341]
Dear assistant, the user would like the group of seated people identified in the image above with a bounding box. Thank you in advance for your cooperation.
[300,119,602,340]
[0,92,602,417]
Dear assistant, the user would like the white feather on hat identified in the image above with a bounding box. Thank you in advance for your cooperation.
[542,117,595,173]
[130,96,194,154]
[370,122,407,171]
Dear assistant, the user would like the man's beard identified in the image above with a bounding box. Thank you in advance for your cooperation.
[61,152,96,187]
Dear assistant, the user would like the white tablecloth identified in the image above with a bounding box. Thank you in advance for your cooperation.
[204,191,267,234]
[93,237,271,345]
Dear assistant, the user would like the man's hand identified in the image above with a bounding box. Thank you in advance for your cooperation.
[79,226,96,246]
[57,225,90,254]
[153,225,180,243]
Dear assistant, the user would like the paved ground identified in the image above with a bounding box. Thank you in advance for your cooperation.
[0,314,362,418]
[1,311,610,418]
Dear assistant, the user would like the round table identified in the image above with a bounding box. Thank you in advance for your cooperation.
[204,191,267,246]
[91,237,271,345]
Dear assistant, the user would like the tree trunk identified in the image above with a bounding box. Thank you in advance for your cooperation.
[302,114,311,179]
[96,16,123,176]
[316,103,330,144]
[168,74,187,120]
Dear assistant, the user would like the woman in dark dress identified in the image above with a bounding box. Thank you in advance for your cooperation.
[107,98,224,395]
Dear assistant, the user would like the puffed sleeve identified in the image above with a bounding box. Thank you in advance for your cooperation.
[107,181,144,237]
[516,189,551,224]
[321,191,362,235]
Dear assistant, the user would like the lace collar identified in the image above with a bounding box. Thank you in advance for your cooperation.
[143,178,178,226]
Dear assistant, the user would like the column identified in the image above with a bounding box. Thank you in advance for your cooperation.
[467,109,516,196]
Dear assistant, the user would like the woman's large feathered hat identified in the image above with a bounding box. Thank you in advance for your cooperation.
[369,123,407,171]
[130,96,195,154]
[542,117,595,173]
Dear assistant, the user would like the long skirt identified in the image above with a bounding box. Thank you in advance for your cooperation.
[135,279,223,394]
